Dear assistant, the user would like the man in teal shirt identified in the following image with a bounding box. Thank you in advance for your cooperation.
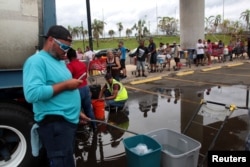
[23,25,89,167]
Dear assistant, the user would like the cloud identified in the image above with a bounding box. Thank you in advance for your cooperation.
[55,0,249,36]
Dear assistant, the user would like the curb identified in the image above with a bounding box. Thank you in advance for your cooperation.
[176,70,194,76]
[201,66,222,72]
[130,76,162,85]
[226,62,244,67]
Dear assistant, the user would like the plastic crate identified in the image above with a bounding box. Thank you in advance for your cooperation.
[146,128,201,167]
[123,134,162,167]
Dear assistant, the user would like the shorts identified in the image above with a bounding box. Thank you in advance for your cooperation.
[197,54,204,59]
[120,59,126,69]
[136,60,146,71]
[150,54,157,64]
[174,57,180,63]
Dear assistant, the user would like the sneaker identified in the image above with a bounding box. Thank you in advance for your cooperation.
[142,74,147,77]
[136,75,141,77]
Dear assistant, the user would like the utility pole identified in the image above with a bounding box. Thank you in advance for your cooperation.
[102,8,105,38]
[81,21,85,50]
[222,0,224,22]
[86,0,93,50]
[156,2,158,36]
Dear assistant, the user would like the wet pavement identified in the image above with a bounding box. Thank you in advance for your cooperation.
[76,59,250,167]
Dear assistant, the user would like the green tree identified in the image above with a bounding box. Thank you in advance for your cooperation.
[125,28,132,38]
[108,29,115,39]
[240,9,250,30]
[205,16,214,34]
[71,27,81,39]
[67,25,73,36]
[131,19,146,40]
[158,16,177,35]
[221,19,230,34]
[213,15,222,33]
[117,22,123,38]
[92,19,105,48]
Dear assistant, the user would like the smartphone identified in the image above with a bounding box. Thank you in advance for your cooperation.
[78,72,86,80]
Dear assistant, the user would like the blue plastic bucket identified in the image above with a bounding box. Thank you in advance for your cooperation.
[123,134,162,167]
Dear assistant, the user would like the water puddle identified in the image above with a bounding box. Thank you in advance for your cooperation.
[75,85,250,167]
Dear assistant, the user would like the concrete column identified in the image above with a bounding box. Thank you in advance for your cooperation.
[179,0,204,49]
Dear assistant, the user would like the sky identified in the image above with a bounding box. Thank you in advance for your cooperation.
[56,0,249,37]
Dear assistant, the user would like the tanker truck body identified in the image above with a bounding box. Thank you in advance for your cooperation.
[0,0,56,166]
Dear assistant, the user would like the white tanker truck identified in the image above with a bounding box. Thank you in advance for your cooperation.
[0,0,56,166]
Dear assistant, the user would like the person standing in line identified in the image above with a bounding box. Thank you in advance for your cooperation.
[228,40,234,61]
[218,40,224,62]
[66,48,96,131]
[248,37,250,60]
[118,41,127,78]
[172,42,181,70]
[106,49,121,81]
[196,39,205,66]
[148,37,157,73]
[165,43,172,71]
[84,46,95,62]
[223,45,229,62]
[206,39,213,65]
[135,39,148,77]
[76,48,84,60]
[23,25,90,167]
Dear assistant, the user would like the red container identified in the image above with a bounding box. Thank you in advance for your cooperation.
[91,99,105,120]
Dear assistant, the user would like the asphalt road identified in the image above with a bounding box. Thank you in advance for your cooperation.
[79,59,250,167]
[123,60,250,166]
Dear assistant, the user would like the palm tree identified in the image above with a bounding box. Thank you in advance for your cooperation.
[67,25,73,36]
[125,28,132,38]
[83,29,88,39]
[71,27,81,39]
[108,29,115,39]
[221,19,230,34]
[240,9,250,30]
[92,19,105,47]
[117,22,123,38]
[205,16,214,34]
[213,14,222,33]
[131,19,146,40]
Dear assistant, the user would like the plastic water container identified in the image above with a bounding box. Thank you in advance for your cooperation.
[146,128,201,167]
[123,134,162,167]
[91,99,105,120]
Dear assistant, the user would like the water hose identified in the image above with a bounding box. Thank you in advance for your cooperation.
[89,119,138,135]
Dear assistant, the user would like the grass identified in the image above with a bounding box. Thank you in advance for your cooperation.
[72,34,233,51]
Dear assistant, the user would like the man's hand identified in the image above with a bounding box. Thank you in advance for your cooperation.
[79,112,91,124]
[65,79,83,90]
[53,79,82,96]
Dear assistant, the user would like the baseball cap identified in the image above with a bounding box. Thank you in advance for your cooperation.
[43,25,72,42]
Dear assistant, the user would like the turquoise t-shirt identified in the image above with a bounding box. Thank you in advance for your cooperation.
[120,46,127,60]
[23,50,81,124]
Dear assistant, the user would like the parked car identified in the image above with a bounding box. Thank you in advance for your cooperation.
[94,48,118,58]
[94,48,130,58]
